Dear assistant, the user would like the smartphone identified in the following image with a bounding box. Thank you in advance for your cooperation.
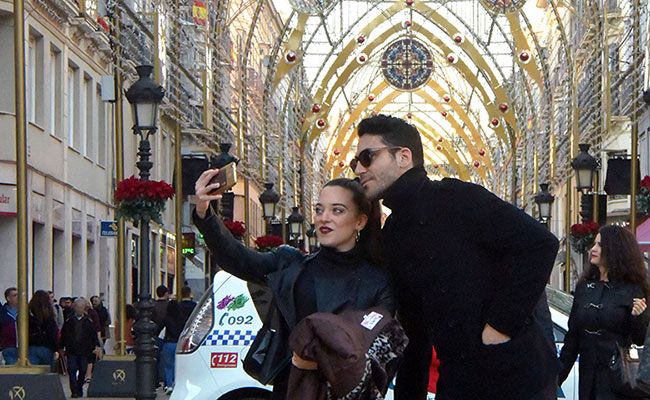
[208,162,237,195]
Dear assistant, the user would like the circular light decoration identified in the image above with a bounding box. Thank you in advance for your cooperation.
[381,39,433,91]
[285,51,297,64]
[316,119,327,128]
[480,0,526,14]
[357,35,366,45]
[518,51,530,63]
[287,0,335,15]
[311,103,321,113]
[356,53,368,64]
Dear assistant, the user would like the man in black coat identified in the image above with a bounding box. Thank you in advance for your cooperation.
[352,114,560,400]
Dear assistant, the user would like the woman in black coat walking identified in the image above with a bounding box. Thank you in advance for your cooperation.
[559,225,650,399]
[193,172,396,400]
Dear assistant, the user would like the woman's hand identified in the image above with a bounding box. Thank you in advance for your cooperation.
[195,169,224,219]
[632,298,647,316]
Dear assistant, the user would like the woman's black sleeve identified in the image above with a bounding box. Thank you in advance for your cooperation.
[558,287,581,385]
[629,285,650,345]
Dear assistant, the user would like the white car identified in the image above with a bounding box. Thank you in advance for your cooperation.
[172,271,577,400]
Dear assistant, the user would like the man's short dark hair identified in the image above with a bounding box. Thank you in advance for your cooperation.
[357,114,424,167]
[181,286,192,299]
[4,287,16,300]
[156,285,168,298]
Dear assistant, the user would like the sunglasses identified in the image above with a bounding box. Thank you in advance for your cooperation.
[349,146,403,172]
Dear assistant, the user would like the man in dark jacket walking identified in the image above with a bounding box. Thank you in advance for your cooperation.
[60,298,101,398]
[352,115,560,400]
[0,287,18,365]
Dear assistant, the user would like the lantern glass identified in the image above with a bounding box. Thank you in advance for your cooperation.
[538,202,551,220]
[133,101,158,130]
[290,222,302,236]
[576,169,594,191]
[262,203,276,219]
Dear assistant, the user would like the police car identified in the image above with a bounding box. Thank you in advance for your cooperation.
[171,271,577,400]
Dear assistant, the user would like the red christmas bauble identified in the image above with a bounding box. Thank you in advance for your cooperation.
[357,35,366,44]
[443,95,451,102]
[441,111,448,117]
[479,148,486,156]
[406,0,414,6]
[490,118,500,127]
[519,51,530,62]
[436,145,442,151]
[499,103,509,112]
[367,94,375,101]
[438,137,444,143]
[433,164,439,169]
[473,161,480,168]
[403,20,412,28]
[311,103,321,113]
[453,34,463,44]
[316,119,326,128]
[338,161,345,168]
[357,53,367,63]
[406,112,412,119]
[333,148,340,156]
[285,51,297,63]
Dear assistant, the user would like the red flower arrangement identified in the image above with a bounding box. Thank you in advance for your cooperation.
[254,235,284,252]
[114,176,174,223]
[223,220,246,239]
[569,221,600,254]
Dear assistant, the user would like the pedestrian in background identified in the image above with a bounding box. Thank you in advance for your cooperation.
[0,287,18,365]
[114,304,136,354]
[559,225,650,400]
[59,298,101,398]
[179,286,196,320]
[49,291,64,330]
[90,295,111,345]
[27,290,58,366]
[159,300,187,394]
[152,285,170,387]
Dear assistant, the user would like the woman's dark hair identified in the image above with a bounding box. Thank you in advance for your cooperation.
[126,304,137,320]
[29,290,54,322]
[580,225,650,298]
[357,114,424,167]
[323,178,382,264]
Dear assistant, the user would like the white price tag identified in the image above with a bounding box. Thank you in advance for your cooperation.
[361,311,384,330]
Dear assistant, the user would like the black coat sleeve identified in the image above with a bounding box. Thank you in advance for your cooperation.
[629,285,650,345]
[193,207,284,285]
[558,286,582,385]
[375,281,397,317]
[462,182,560,336]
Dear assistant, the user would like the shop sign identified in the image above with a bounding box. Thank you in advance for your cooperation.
[0,184,16,216]
[100,220,118,237]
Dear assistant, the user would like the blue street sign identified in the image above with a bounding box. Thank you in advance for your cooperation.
[100,220,118,237]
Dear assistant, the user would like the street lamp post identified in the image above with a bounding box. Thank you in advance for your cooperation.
[571,143,598,223]
[259,182,280,234]
[306,223,317,253]
[534,183,555,227]
[287,206,305,248]
[125,65,165,400]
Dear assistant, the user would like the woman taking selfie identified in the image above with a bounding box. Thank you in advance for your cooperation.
[558,225,650,400]
[193,170,396,400]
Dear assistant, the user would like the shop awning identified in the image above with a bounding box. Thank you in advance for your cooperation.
[636,217,650,252]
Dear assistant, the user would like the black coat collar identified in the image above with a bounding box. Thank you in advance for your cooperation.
[383,166,429,212]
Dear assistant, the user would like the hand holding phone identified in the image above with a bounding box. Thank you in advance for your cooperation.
[194,164,238,218]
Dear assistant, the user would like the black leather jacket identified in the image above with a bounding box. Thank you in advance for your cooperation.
[193,208,396,381]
